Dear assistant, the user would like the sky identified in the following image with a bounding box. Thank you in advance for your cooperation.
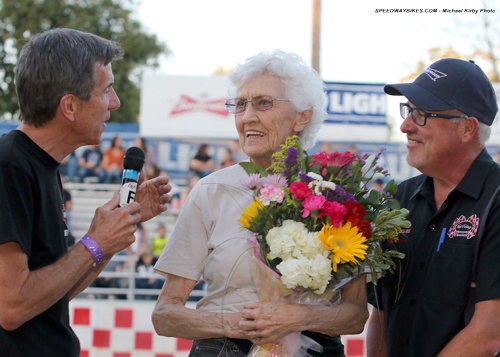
[134,0,500,141]
[135,0,498,81]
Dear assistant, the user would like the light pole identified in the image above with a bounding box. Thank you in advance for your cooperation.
[312,0,321,74]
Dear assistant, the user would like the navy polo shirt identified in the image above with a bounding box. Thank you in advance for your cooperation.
[368,149,500,357]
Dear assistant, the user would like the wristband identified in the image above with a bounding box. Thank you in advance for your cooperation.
[80,235,104,267]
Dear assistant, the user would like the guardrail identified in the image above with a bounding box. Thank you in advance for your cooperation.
[76,254,206,302]
[65,181,184,240]
[65,182,203,302]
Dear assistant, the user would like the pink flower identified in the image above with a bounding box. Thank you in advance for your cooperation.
[301,195,326,218]
[319,201,347,227]
[289,182,312,200]
[259,185,285,205]
[310,151,356,168]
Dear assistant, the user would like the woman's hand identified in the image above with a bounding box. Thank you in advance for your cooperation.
[239,299,305,344]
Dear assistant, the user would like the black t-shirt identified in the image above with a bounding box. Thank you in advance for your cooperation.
[0,130,80,356]
[368,149,500,357]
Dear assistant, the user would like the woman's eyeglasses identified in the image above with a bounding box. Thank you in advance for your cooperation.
[225,95,290,114]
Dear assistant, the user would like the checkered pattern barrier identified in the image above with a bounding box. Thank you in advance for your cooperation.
[70,300,366,356]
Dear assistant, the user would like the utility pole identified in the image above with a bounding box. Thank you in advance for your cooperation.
[312,0,321,74]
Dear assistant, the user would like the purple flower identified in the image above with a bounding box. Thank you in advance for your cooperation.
[240,173,262,189]
[285,147,298,166]
[261,173,288,188]
[299,172,313,183]
[327,185,355,203]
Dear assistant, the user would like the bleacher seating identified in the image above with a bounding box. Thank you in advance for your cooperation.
[65,182,180,240]
[65,182,204,301]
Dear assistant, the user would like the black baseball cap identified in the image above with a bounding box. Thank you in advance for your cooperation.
[385,58,498,125]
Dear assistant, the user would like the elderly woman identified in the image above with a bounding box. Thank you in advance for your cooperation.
[152,50,368,356]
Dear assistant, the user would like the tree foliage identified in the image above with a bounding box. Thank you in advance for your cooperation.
[0,0,169,122]
[403,0,500,83]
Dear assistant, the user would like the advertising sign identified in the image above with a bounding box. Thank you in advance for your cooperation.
[140,75,390,142]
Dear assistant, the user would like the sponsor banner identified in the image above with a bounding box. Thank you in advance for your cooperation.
[325,82,387,125]
[140,75,237,139]
[139,75,390,142]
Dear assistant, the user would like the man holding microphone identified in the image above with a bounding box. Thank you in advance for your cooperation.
[0,28,171,356]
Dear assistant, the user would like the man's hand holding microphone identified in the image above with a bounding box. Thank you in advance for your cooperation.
[79,146,171,270]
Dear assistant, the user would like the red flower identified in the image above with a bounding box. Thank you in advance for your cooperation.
[289,182,312,200]
[310,151,356,168]
[319,201,347,227]
[344,200,372,238]
[356,220,372,239]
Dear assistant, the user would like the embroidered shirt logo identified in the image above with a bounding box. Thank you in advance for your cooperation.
[448,214,479,240]
[423,67,448,82]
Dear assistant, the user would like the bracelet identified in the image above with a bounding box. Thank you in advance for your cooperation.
[80,235,104,267]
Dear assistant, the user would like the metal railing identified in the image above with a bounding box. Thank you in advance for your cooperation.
[76,254,206,302]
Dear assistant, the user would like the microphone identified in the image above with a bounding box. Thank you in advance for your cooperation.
[119,146,145,207]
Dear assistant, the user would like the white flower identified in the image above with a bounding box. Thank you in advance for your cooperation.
[321,181,336,191]
[306,172,327,194]
[265,220,333,294]
[306,172,323,181]
[266,220,327,260]
[277,254,332,294]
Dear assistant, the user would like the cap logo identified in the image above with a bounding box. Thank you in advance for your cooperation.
[423,67,448,82]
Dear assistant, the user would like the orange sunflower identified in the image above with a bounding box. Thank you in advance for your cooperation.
[319,222,368,272]
[238,198,264,229]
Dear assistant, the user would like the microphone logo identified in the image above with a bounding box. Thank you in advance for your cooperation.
[119,146,145,207]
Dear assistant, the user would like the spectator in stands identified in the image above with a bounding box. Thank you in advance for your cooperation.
[78,144,105,183]
[151,223,169,260]
[0,28,171,356]
[59,151,79,182]
[348,144,359,154]
[495,148,500,163]
[218,147,237,170]
[135,243,164,299]
[188,143,214,179]
[63,188,76,248]
[89,254,128,300]
[179,174,199,209]
[228,138,248,162]
[129,222,148,255]
[151,166,182,209]
[371,177,385,191]
[101,135,125,184]
[134,136,158,179]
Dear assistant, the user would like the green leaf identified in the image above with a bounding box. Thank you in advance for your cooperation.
[239,162,268,176]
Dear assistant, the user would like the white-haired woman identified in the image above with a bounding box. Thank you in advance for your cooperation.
[152,50,368,357]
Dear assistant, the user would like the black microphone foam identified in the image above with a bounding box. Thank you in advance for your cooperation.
[123,146,145,172]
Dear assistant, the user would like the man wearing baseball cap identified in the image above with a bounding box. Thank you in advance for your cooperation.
[367,58,500,357]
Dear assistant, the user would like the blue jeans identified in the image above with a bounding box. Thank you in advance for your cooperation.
[189,338,252,357]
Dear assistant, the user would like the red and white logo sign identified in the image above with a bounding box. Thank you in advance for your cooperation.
[448,214,479,240]
[170,94,228,117]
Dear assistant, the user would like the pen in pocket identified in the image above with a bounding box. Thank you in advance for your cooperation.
[437,227,447,252]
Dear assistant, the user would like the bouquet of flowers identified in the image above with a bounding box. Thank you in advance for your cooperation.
[238,136,410,357]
